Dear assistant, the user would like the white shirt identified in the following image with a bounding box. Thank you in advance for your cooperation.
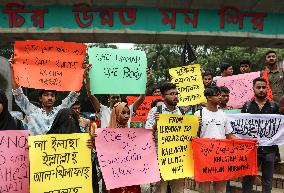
[145,103,182,129]
[98,104,133,128]
[194,108,233,139]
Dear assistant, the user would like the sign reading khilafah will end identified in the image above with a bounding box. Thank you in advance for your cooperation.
[88,47,147,94]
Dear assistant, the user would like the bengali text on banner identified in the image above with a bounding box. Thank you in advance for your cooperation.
[28,133,92,193]
[169,64,206,106]
[13,40,86,91]
[88,47,147,94]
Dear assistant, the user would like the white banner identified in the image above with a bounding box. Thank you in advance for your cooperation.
[227,113,284,146]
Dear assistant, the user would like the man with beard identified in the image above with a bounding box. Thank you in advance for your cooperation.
[241,77,279,193]
[262,50,284,103]
[145,82,188,193]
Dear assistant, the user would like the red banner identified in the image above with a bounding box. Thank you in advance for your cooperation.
[192,138,258,182]
[127,96,163,122]
[14,40,86,91]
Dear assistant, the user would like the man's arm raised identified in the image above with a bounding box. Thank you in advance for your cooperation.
[132,68,152,111]
[9,55,38,115]
[85,64,100,112]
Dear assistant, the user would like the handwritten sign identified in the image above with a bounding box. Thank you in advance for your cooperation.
[192,138,257,182]
[216,72,260,108]
[157,114,198,180]
[169,64,206,106]
[28,133,92,193]
[0,130,30,193]
[13,40,86,91]
[127,96,163,122]
[227,113,284,146]
[88,47,147,94]
[95,128,160,190]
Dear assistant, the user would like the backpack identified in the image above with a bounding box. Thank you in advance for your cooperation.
[156,105,186,115]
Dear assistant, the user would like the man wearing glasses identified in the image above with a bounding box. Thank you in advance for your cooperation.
[145,82,186,193]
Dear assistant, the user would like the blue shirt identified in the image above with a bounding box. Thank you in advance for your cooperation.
[12,87,79,136]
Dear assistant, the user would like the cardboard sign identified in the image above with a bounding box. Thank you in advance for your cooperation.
[29,133,92,193]
[95,128,160,190]
[88,47,147,94]
[13,40,86,91]
[127,96,163,122]
[192,138,258,182]
[216,72,260,108]
[157,114,199,180]
[0,130,30,193]
[169,64,206,106]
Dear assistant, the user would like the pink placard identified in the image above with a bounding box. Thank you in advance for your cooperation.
[217,72,260,108]
[95,128,161,190]
[0,130,30,193]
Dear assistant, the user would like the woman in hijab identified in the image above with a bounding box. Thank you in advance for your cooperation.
[47,108,94,147]
[107,102,141,193]
[47,108,81,134]
[0,89,22,130]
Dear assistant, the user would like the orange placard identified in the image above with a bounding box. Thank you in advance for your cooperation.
[127,96,163,122]
[13,40,86,91]
[192,138,258,182]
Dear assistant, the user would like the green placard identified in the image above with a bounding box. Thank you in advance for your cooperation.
[88,47,147,94]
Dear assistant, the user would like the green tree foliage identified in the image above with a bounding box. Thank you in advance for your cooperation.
[135,44,284,91]
[197,46,284,75]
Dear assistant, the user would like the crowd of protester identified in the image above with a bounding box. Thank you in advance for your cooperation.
[0,50,283,193]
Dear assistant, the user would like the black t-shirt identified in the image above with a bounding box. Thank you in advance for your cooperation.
[241,99,279,153]
[241,100,279,114]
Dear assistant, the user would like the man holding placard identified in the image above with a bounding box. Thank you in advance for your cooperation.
[145,82,189,193]
[85,66,151,128]
[194,86,236,193]
[9,56,82,136]
[241,77,279,193]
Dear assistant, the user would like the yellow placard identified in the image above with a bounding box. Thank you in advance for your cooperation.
[157,114,199,180]
[169,64,206,106]
[28,133,92,193]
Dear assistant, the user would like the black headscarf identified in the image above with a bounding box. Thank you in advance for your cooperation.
[0,90,17,130]
[47,108,81,134]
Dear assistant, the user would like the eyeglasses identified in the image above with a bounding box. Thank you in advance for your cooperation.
[164,92,179,96]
